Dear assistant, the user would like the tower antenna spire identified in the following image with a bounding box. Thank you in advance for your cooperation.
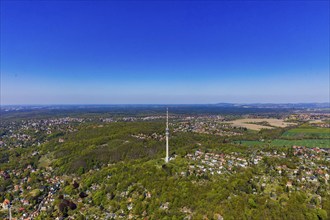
[165,107,169,163]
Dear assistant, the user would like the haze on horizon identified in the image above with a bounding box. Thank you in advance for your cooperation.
[1,1,329,105]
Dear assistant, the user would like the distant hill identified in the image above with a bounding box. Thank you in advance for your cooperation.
[1,103,329,120]
[215,103,330,109]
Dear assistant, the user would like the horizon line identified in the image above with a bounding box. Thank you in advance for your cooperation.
[1,102,330,106]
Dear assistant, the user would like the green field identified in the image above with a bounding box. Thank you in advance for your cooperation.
[237,139,330,148]
[282,127,330,138]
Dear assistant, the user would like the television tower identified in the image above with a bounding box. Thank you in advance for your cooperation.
[165,108,169,163]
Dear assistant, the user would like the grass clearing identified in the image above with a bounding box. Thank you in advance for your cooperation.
[236,139,330,148]
[282,127,330,138]
[38,154,53,168]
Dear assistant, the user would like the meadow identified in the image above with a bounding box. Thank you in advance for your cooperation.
[227,118,296,131]
[282,127,330,138]
[237,139,330,148]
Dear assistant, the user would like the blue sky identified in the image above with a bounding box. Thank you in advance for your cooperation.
[1,1,329,104]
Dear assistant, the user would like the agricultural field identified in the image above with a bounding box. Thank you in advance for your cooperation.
[237,139,330,148]
[227,118,296,131]
[282,127,330,138]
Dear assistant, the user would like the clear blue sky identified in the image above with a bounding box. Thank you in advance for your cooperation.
[1,1,329,104]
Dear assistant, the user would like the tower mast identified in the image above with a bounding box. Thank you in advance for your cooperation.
[165,108,169,163]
